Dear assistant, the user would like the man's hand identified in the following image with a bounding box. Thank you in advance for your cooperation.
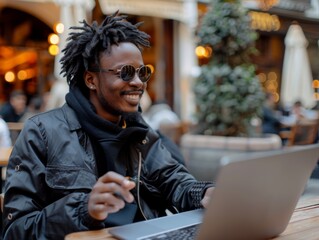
[88,171,136,220]
[201,187,214,208]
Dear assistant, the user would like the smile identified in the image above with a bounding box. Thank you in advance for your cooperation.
[125,94,140,101]
[122,92,141,106]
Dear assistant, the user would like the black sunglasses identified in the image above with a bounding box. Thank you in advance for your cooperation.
[90,65,152,83]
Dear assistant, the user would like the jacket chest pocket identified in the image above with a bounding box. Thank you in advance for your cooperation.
[46,166,96,190]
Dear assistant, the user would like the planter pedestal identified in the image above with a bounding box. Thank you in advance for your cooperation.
[180,134,282,181]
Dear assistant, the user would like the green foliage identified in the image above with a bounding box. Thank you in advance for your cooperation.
[194,0,265,136]
[197,0,258,63]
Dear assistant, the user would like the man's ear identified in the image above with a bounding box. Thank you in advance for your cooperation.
[84,71,97,90]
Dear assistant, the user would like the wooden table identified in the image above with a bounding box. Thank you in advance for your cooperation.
[279,119,319,146]
[0,147,12,166]
[65,197,319,240]
[7,122,24,145]
[0,147,12,189]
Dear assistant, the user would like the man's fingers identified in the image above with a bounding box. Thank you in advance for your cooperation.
[201,187,214,208]
[113,190,134,203]
[99,171,128,184]
[88,172,137,220]
[98,171,136,190]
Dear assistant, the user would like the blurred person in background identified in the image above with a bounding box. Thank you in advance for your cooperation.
[143,99,180,131]
[281,100,319,125]
[0,90,27,122]
[19,95,46,122]
[0,117,11,147]
[261,92,281,135]
[141,91,185,164]
[45,74,69,111]
[0,116,11,239]
[287,100,307,123]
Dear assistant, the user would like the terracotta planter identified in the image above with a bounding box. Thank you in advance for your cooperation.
[180,134,282,181]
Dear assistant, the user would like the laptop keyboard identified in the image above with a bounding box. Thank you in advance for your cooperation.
[140,224,200,240]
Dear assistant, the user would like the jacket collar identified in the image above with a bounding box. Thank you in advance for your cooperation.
[61,103,82,131]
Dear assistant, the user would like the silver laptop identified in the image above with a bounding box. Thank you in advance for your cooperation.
[110,144,319,240]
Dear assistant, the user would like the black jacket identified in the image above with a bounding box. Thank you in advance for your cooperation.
[3,104,212,239]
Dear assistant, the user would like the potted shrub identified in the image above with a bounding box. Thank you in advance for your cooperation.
[181,0,282,180]
[194,0,264,137]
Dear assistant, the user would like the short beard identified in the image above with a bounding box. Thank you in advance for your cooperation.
[97,91,141,122]
[97,90,123,116]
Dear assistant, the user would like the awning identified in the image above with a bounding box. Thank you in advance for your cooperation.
[98,0,197,26]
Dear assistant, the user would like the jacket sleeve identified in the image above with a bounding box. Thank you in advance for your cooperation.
[142,138,213,212]
[2,119,104,240]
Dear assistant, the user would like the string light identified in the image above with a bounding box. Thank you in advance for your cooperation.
[258,0,278,10]
[48,45,59,56]
[249,11,280,32]
[48,22,63,56]
[54,22,64,34]
[4,71,15,82]
[195,46,212,59]
[48,33,60,45]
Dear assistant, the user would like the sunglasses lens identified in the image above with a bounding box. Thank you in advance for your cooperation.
[120,65,152,82]
[120,65,136,81]
[138,66,152,82]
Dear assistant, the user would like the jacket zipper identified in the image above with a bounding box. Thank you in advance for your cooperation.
[136,150,148,220]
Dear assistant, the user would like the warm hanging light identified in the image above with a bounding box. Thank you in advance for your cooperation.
[195,46,212,59]
[48,33,60,45]
[312,79,319,89]
[4,71,15,82]
[48,45,59,56]
[258,0,278,10]
[54,22,64,34]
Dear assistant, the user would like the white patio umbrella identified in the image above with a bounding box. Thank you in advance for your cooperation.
[280,23,316,109]
[53,0,95,80]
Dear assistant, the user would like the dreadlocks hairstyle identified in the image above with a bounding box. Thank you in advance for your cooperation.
[60,10,150,91]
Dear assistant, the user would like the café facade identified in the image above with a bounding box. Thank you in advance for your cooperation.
[0,0,318,120]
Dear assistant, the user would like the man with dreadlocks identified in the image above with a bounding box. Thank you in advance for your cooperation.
[2,11,214,239]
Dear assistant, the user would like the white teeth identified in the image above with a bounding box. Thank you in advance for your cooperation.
[127,95,139,100]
